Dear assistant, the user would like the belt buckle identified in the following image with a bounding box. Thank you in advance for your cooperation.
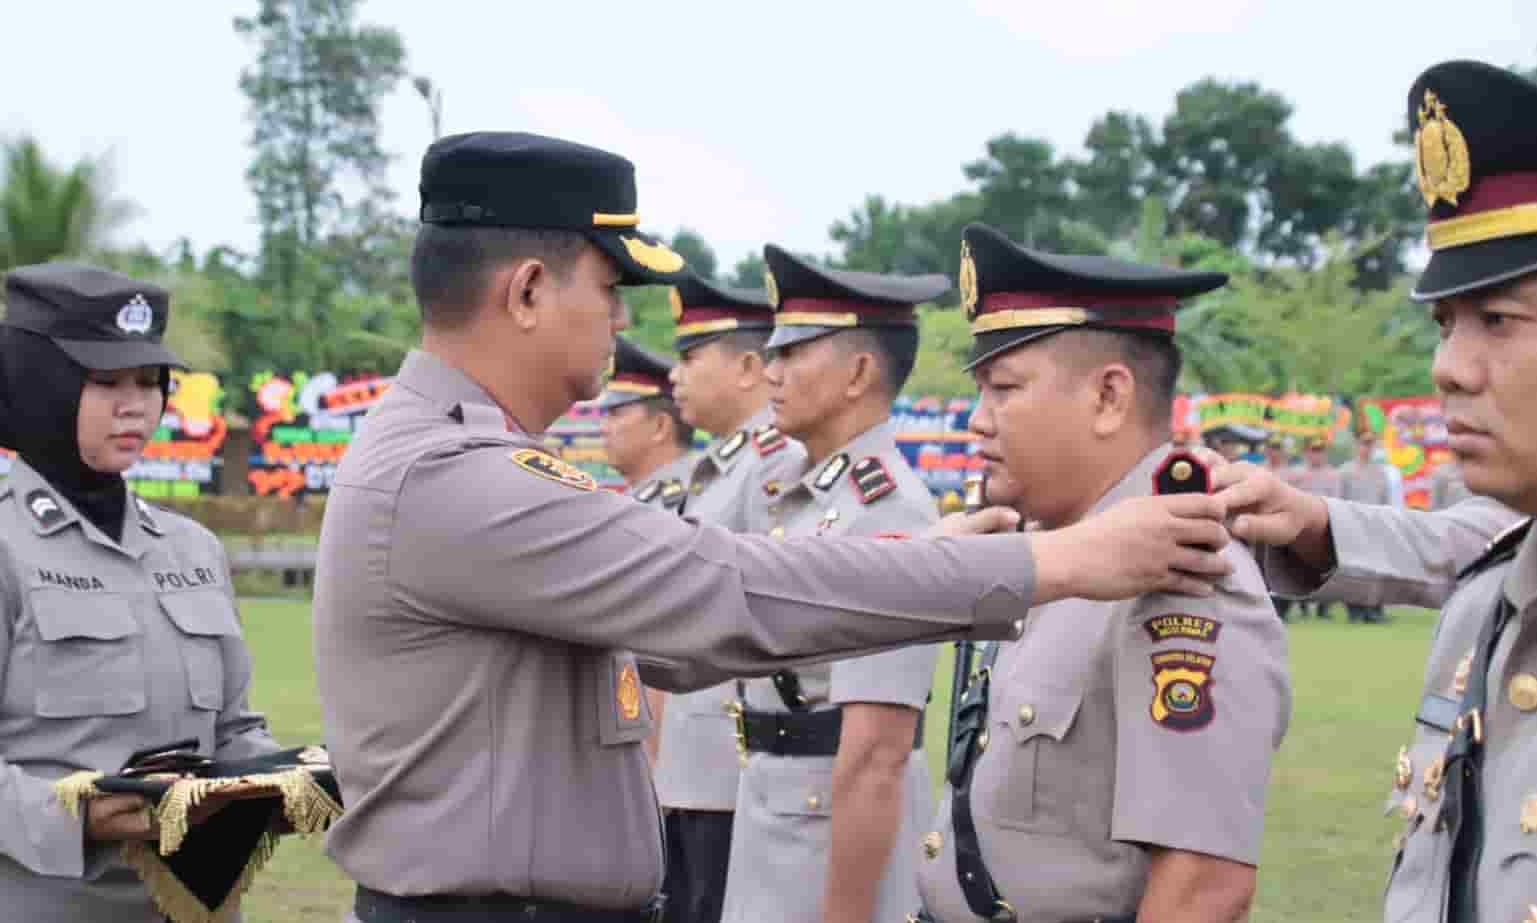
[727,700,749,766]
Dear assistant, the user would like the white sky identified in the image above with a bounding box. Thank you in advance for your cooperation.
[4,1,1533,271]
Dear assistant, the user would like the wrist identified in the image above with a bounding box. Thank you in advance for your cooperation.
[1290,495,1336,569]
[1026,530,1077,605]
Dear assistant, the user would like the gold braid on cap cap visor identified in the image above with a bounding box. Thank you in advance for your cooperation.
[605,382,663,396]
[592,212,639,226]
[675,318,742,337]
[970,308,1090,333]
[1427,203,1537,251]
[774,312,860,327]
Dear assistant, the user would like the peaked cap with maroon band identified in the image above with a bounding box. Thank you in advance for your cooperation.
[763,244,950,351]
[960,223,1227,370]
[1408,61,1537,301]
[670,271,774,353]
[595,336,676,410]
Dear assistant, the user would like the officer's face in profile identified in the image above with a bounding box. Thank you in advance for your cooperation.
[600,402,656,478]
[968,342,1093,527]
[78,366,163,475]
[762,335,854,440]
[1433,274,1537,513]
[538,245,628,404]
[672,341,735,433]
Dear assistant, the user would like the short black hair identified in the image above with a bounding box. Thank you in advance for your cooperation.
[641,397,695,450]
[710,328,773,357]
[410,224,587,329]
[1056,328,1181,429]
[838,326,919,399]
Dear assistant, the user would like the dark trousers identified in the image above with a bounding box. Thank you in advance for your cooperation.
[661,809,733,923]
[1347,604,1386,623]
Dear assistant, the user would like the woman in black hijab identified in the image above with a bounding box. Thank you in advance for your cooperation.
[0,263,279,922]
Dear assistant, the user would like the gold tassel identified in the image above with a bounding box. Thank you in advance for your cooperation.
[156,777,217,856]
[120,831,284,923]
[276,769,344,834]
[51,771,104,820]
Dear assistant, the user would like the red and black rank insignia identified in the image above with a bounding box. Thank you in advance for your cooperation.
[1150,649,1215,731]
[752,425,788,457]
[719,429,748,461]
[1152,451,1211,495]
[659,480,686,509]
[1142,614,1222,644]
[851,456,895,505]
[509,448,597,491]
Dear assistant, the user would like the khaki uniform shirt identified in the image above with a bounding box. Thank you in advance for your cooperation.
[653,409,800,812]
[917,447,1292,923]
[1340,459,1395,506]
[1429,464,1473,512]
[629,452,696,512]
[722,421,939,923]
[313,351,1033,907]
[0,459,276,922]
[1293,463,1343,499]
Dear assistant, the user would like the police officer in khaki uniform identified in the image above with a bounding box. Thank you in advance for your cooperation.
[1339,428,1398,622]
[651,274,786,923]
[0,264,278,922]
[313,132,1241,923]
[598,336,695,510]
[914,224,1292,923]
[1216,60,1537,923]
[719,246,947,923]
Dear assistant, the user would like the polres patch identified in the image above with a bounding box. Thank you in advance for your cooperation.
[509,448,596,491]
[1142,614,1222,644]
[1150,649,1215,732]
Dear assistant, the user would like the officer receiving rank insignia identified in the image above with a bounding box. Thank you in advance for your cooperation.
[597,335,695,508]
[721,245,949,923]
[913,224,1292,923]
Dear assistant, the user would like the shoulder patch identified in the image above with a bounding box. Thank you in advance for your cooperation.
[719,430,748,461]
[814,453,849,491]
[1153,451,1211,496]
[752,424,788,457]
[24,489,65,530]
[659,480,686,509]
[1457,518,1532,582]
[509,448,596,491]
[1150,649,1216,732]
[850,456,896,504]
[634,481,662,503]
[1143,614,1221,644]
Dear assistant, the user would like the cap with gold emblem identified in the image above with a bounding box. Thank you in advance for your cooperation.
[762,244,949,351]
[3,263,185,371]
[959,223,1227,370]
[595,336,676,410]
[418,132,686,286]
[1408,61,1537,300]
[670,272,774,353]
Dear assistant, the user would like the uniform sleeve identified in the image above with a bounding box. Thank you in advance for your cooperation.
[389,447,1026,683]
[1109,543,1290,865]
[830,497,942,709]
[208,535,280,760]
[0,539,97,877]
[1260,496,1522,608]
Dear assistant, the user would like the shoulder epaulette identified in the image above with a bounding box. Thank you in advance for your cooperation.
[752,424,788,457]
[1152,451,1211,496]
[850,456,896,505]
[719,429,748,461]
[1457,518,1532,582]
[659,480,686,509]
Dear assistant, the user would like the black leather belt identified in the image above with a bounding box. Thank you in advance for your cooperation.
[355,886,665,923]
[736,706,923,757]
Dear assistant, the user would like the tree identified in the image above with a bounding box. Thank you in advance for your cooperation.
[669,229,717,280]
[962,134,1074,249]
[906,305,975,398]
[0,137,138,270]
[1070,111,1168,242]
[726,251,766,290]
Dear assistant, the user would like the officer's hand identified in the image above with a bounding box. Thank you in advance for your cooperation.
[1033,494,1233,602]
[926,506,1022,537]
[1211,461,1331,557]
[85,794,159,842]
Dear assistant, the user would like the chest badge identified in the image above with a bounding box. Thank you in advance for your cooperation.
[617,662,642,721]
[24,490,65,529]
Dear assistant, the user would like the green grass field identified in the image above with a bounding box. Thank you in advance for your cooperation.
[238,599,1432,922]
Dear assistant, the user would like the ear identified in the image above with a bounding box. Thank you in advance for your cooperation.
[1089,361,1136,437]
[648,408,671,447]
[843,350,879,401]
[503,259,549,331]
[736,347,765,391]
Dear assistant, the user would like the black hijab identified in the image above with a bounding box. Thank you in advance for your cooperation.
[0,328,167,543]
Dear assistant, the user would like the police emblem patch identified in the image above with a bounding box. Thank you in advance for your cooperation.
[1150,649,1215,731]
[1415,89,1471,208]
[116,294,154,334]
[618,662,642,720]
[24,490,65,528]
[1142,614,1222,644]
[509,448,596,491]
[764,268,780,308]
[620,236,684,273]
[958,240,979,319]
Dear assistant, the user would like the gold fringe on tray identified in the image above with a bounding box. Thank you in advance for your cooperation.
[52,770,105,820]
[120,833,279,923]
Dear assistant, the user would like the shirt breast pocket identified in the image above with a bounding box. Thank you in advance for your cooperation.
[974,686,1083,834]
[595,651,653,746]
[159,591,240,711]
[30,590,146,718]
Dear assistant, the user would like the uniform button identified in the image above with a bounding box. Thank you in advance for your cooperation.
[976,730,989,753]
[770,527,785,539]
[1509,673,1537,712]
[922,831,943,860]
[806,795,821,810]
[1017,705,1035,727]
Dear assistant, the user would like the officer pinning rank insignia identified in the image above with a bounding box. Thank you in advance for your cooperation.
[509,448,597,492]
[1149,649,1216,732]
[851,457,895,505]
[814,453,849,490]
[752,424,787,457]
